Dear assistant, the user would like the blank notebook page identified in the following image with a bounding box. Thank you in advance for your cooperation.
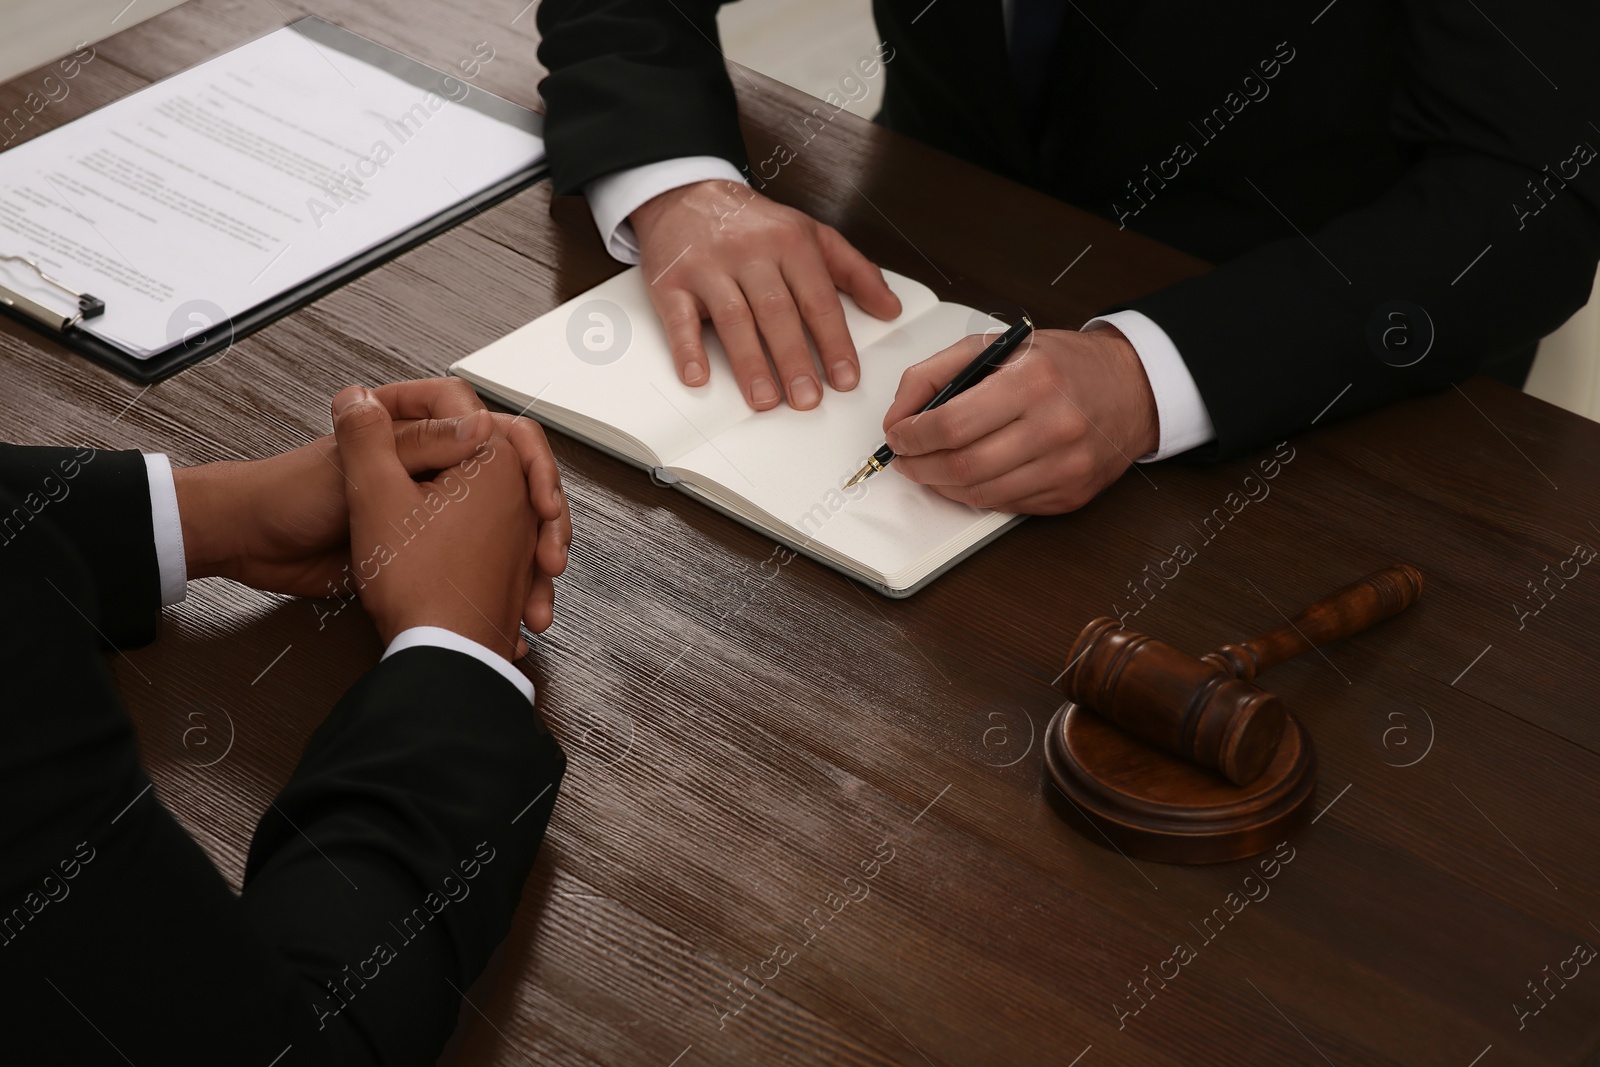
[669,301,1016,583]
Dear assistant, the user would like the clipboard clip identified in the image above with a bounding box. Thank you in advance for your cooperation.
[0,254,106,333]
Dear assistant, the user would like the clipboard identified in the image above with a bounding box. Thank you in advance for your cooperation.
[0,18,548,384]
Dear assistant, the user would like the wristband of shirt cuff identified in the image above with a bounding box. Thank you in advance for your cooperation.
[1083,310,1217,461]
[585,156,748,264]
[143,452,188,606]
[383,625,535,703]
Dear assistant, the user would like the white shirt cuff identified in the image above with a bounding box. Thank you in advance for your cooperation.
[143,453,187,606]
[382,625,535,704]
[585,156,747,264]
[1084,310,1217,461]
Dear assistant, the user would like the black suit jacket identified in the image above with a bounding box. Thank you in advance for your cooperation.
[536,0,1600,459]
[0,445,564,1066]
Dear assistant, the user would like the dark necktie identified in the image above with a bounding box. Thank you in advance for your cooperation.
[1009,0,1068,131]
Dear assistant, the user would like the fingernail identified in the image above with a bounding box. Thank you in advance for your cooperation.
[830,361,858,389]
[751,378,779,406]
[886,431,902,451]
[788,376,820,408]
[454,412,480,440]
[333,386,370,415]
[684,360,707,385]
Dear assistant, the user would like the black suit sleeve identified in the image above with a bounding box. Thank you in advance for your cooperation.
[1123,2,1600,459]
[241,646,565,1064]
[0,458,564,1067]
[0,444,161,646]
[536,0,747,194]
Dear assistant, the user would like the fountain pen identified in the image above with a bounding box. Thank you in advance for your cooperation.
[844,315,1034,488]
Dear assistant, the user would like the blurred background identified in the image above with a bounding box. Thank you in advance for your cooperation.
[718,0,884,119]
[0,0,186,85]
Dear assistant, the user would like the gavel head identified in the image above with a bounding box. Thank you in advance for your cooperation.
[1060,619,1286,787]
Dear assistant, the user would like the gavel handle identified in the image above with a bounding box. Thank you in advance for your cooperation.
[1201,564,1423,681]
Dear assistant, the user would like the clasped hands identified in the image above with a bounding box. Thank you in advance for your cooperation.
[173,378,570,660]
[634,180,1160,514]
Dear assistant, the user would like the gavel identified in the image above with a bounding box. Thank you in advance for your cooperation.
[1060,565,1424,786]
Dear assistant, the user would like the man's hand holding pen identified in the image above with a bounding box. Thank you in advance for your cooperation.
[881,325,1159,514]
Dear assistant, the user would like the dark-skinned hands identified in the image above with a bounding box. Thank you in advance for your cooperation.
[173,377,569,656]
[328,384,541,660]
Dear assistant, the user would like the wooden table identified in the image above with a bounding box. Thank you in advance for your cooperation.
[4,2,1598,1064]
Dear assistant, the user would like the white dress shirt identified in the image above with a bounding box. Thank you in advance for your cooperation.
[142,455,534,702]
[579,132,1218,461]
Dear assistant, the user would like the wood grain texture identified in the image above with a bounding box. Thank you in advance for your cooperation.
[2,2,1598,1064]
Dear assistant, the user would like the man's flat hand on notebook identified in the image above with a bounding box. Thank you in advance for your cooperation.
[631,180,901,412]
[881,327,1159,515]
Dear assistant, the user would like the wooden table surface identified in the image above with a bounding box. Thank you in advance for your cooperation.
[3,2,1598,1064]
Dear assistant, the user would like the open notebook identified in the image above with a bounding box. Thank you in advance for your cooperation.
[450,268,1026,596]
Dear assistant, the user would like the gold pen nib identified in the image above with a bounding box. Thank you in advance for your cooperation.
[844,454,886,488]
